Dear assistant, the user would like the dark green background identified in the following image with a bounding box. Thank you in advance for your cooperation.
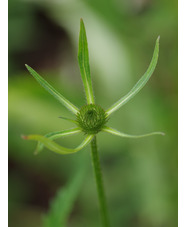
[9,0,177,226]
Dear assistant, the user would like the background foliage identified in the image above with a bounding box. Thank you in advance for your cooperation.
[9,0,177,226]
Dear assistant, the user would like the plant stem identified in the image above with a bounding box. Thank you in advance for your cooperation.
[90,136,110,227]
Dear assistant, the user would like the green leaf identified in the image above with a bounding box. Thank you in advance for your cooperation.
[102,126,165,138]
[25,64,79,114]
[43,169,85,227]
[35,128,81,154]
[106,37,160,116]
[78,19,95,104]
[22,134,94,155]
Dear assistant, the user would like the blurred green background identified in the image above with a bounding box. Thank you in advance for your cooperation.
[8,0,177,226]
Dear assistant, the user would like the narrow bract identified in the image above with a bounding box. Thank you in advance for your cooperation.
[78,19,95,104]
[106,36,160,116]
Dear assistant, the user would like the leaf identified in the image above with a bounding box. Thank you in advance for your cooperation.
[102,126,165,138]
[78,19,95,104]
[43,169,85,227]
[35,128,81,154]
[106,37,160,116]
[25,64,79,114]
[22,134,94,155]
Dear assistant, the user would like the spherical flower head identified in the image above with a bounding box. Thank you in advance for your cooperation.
[76,104,108,134]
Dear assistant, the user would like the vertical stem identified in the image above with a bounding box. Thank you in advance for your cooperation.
[91,136,110,227]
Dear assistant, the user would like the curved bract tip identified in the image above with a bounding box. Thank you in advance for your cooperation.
[24,134,94,155]
[102,126,165,139]
[21,134,28,140]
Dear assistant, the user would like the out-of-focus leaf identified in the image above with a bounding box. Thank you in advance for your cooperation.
[43,169,85,227]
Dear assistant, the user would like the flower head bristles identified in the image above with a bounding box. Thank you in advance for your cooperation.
[22,18,164,227]
[76,104,108,134]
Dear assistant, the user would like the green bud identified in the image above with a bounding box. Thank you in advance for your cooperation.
[76,104,108,134]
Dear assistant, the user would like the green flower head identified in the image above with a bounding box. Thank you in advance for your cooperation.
[22,18,164,155]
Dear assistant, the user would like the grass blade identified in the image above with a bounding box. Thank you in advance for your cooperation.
[22,134,94,155]
[78,19,95,104]
[35,128,81,154]
[25,64,79,114]
[43,169,85,227]
[106,37,160,116]
[103,126,165,138]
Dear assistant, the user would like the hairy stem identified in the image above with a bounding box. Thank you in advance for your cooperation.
[90,136,110,227]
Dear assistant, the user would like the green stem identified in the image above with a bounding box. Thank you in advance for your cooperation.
[90,136,110,227]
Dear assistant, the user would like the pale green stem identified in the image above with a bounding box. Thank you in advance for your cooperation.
[90,136,110,227]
